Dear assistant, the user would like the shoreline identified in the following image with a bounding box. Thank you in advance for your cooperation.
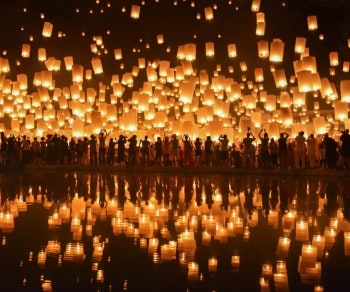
[1,163,349,178]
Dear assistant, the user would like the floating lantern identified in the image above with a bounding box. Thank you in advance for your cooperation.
[258,40,270,59]
[42,22,53,37]
[130,5,141,19]
[307,15,318,31]
[340,80,350,102]
[251,0,261,12]
[227,44,237,58]
[91,57,103,74]
[329,51,339,67]
[204,7,214,21]
[269,39,284,63]
[295,37,307,54]
[256,21,265,36]
[63,56,73,71]
[205,42,215,57]
[21,44,30,58]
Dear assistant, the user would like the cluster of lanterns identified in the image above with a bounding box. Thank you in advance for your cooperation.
[0,0,348,144]
[1,177,350,291]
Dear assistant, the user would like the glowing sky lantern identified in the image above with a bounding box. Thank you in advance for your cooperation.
[297,70,313,92]
[130,5,141,19]
[329,51,339,67]
[333,100,348,121]
[184,43,196,61]
[37,48,46,62]
[340,80,350,103]
[273,69,287,88]
[204,6,214,21]
[91,57,103,74]
[257,40,269,58]
[251,0,261,12]
[307,15,318,31]
[254,68,264,82]
[42,22,53,38]
[21,44,30,58]
[114,48,122,60]
[295,37,307,54]
[227,44,237,58]
[64,56,73,71]
[205,42,215,57]
[256,21,265,36]
[269,39,284,63]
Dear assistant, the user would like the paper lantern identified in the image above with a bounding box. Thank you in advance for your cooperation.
[130,5,141,19]
[340,80,350,102]
[204,6,214,21]
[293,90,305,107]
[72,64,84,83]
[269,39,284,62]
[205,42,215,57]
[157,34,164,44]
[64,56,73,71]
[307,15,318,31]
[21,44,30,58]
[146,66,157,81]
[42,22,53,37]
[273,69,287,88]
[1,58,10,73]
[113,48,122,60]
[343,61,350,73]
[256,12,265,22]
[295,37,307,54]
[254,68,264,82]
[279,107,293,126]
[38,48,47,61]
[242,94,256,109]
[25,114,35,130]
[297,70,313,92]
[333,100,348,121]
[313,116,327,135]
[251,0,261,12]
[258,40,269,58]
[329,51,339,66]
[256,21,265,36]
[227,44,237,58]
[91,57,103,74]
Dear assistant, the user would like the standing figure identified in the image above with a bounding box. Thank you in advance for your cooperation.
[182,134,193,167]
[258,129,269,168]
[242,129,256,168]
[171,134,180,167]
[307,134,317,168]
[117,135,127,166]
[98,129,107,165]
[162,136,171,166]
[193,137,203,167]
[278,132,289,169]
[89,135,98,166]
[107,138,116,165]
[140,135,151,166]
[127,135,138,166]
[204,136,214,167]
[294,131,306,169]
[154,136,163,166]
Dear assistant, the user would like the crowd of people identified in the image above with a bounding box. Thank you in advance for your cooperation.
[1,128,350,170]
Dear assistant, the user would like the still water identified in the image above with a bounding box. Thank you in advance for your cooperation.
[0,170,349,292]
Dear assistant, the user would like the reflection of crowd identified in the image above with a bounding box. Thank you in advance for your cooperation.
[1,128,350,170]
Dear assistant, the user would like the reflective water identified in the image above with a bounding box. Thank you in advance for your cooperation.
[0,170,349,291]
